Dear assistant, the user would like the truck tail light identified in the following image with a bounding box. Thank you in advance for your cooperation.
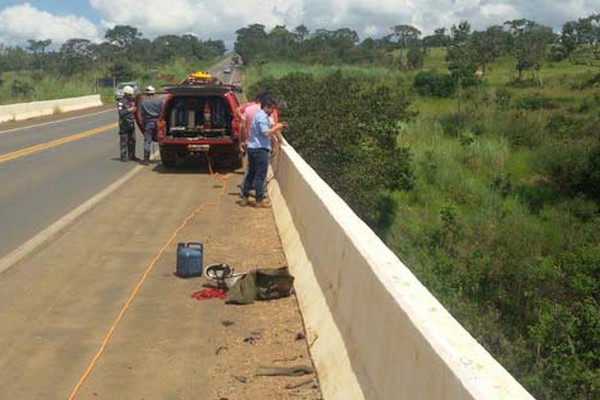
[158,120,166,139]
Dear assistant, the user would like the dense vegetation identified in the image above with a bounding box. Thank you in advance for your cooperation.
[255,71,415,229]
[238,15,600,400]
[2,11,600,399]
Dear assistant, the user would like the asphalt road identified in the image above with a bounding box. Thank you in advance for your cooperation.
[0,57,240,264]
[0,107,144,260]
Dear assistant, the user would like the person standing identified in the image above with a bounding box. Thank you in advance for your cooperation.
[236,91,267,154]
[117,85,138,162]
[236,92,266,197]
[139,85,163,165]
[240,97,287,208]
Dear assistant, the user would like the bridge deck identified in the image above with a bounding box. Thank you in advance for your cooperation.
[0,161,320,399]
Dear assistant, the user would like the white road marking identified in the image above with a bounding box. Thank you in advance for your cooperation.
[0,109,113,135]
[0,165,143,276]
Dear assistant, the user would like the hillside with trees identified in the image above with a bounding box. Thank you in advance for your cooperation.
[0,25,225,103]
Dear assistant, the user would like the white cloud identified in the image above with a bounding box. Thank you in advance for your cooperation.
[90,0,304,43]
[0,3,100,47]
[1,0,599,48]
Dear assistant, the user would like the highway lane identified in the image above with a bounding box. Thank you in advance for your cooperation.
[0,57,238,262]
[0,108,147,259]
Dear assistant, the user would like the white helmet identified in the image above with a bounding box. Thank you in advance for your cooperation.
[123,85,134,95]
[145,85,156,94]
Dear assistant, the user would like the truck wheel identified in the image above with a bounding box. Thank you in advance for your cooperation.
[160,150,176,168]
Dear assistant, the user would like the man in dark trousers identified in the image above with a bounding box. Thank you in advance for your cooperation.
[139,85,163,165]
[240,97,287,208]
[117,85,138,162]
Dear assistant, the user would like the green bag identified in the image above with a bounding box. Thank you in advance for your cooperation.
[226,266,294,304]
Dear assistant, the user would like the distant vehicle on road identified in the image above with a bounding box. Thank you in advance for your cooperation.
[115,81,139,100]
[223,67,232,74]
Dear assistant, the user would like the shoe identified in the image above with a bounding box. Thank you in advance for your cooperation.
[142,158,150,165]
[130,156,141,162]
[255,199,272,208]
[237,197,250,207]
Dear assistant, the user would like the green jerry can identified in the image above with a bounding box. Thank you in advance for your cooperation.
[176,242,203,278]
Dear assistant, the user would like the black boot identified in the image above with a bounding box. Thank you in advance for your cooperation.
[142,151,150,165]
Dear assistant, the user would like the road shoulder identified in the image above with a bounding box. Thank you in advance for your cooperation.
[0,162,321,399]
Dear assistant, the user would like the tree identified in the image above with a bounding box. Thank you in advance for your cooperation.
[447,21,477,81]
[1,46,29,71]
[59,38,93,76]
[294,24,310,42]
[406,45,425,69]
[446,21,478,111]
[423,27,450,48]
[470,26,508,74]
[390,24,421,48]
[504,19,555,82]
[307,28,359,63]
[152,35,183,60]
[130,38,152,63]
[560,14,600,66]
[93,42,119,64]
[234,24,268,65]
[109,61,134,82]
[27,39,52,70]
[268,25,297,58]
[390,24,421,66]
[105,25,142,51]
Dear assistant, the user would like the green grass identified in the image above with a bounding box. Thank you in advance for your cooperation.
[0,56,223,105]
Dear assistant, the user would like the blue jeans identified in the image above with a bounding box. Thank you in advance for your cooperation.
[242,148,269,202]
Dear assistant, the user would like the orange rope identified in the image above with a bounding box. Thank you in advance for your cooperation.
[68,156,229,399]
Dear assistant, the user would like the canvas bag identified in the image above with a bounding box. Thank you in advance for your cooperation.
[226,266,294,304]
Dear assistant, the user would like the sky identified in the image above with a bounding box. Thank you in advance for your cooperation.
[0,0,598,49]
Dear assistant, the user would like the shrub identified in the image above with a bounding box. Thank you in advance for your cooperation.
[494,87,512,108]
[516,94,559,110]
[571,73,600,90]
[11,79,34,98]
[536,139,600,202]
[438,112,472,137]
[251,71,415,230]
[413,71,455,97]
[545,113,582,138]
[490,110,546,147]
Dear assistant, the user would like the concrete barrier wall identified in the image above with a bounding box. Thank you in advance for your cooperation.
[0,95,103,123]
[269,144,536,400]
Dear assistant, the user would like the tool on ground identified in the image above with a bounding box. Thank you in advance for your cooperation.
[205,263,243,289]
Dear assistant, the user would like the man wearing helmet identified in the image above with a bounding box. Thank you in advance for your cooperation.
[117,85,138,162]
[139,85,163,165]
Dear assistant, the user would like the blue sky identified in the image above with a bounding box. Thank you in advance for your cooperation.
[0,0,98,22]
[0,1,598,48]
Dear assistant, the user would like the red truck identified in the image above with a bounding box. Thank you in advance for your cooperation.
[135,73,242,168]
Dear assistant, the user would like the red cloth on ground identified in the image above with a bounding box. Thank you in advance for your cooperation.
[191,288,227,301]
